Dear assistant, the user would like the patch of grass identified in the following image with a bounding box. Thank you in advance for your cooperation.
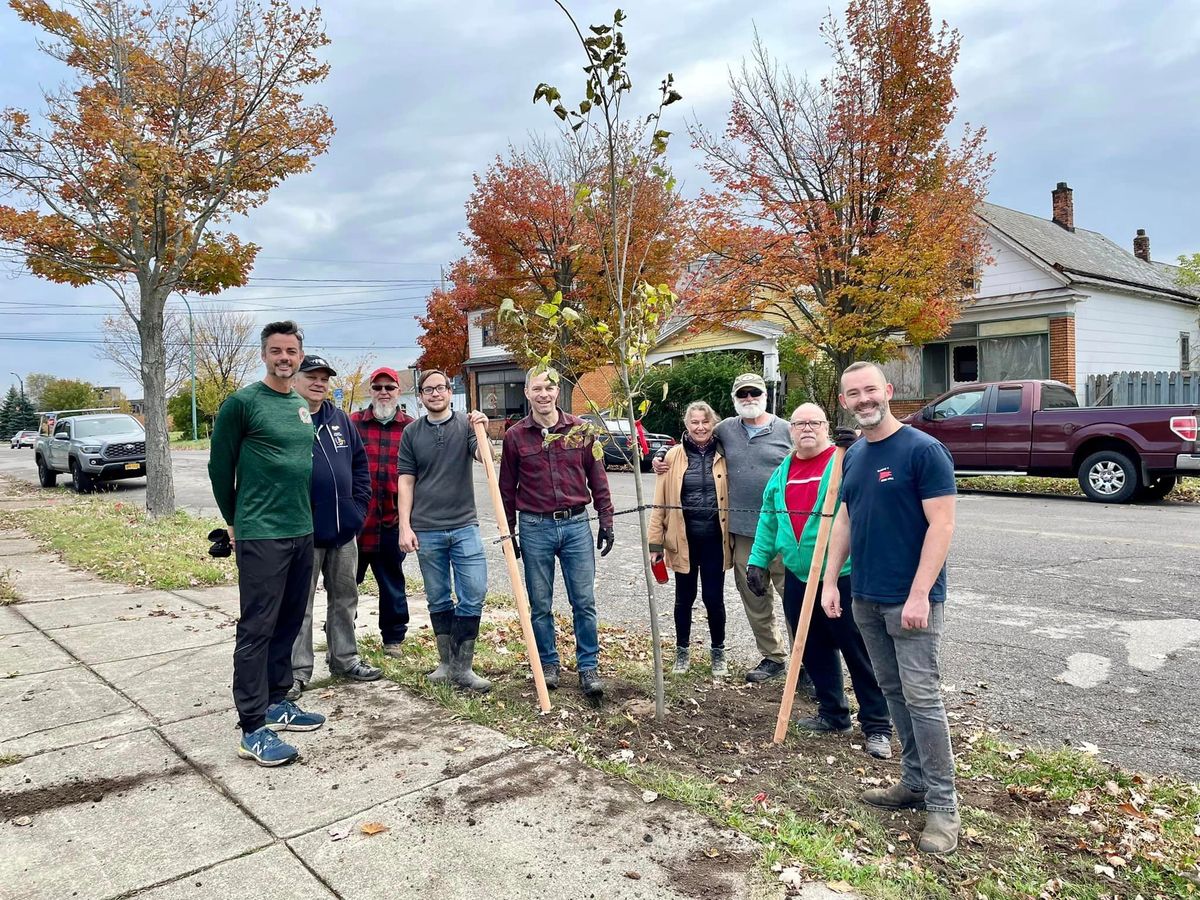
[0,752,21,767]
[362,616,1200,900]
[0,498,235,590]
[170,438,211,451]
[958,474,1200,503]
[0,568,17,604]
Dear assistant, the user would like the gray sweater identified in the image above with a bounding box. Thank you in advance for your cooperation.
[714,415,793,537]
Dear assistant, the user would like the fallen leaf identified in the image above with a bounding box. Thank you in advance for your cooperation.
[452,746,465,753]
[1077,741,1100,755]
[641,790,659,803]
[826,881,855,894]
[623,871,641,880]
[1103,780,1122,797]
[825,755,835,765]
[1118,803,1149,820]
[1068,803,1090,816]
[777,868,804,889]
[1093,864,1115,879]
[703,848,722,859]
[14,816,32,827]
[360,822,389,836]
[327,826,350,841]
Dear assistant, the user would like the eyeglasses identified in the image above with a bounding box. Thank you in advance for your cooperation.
[420,384,450,396]
[789,420,827,430]
[370,383,398,392]
[735,388,764,399]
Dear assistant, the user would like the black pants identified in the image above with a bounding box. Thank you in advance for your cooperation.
[233,535,314,734]
[673,524,726,648]
[782,571,890,736]
[355,526,409,644]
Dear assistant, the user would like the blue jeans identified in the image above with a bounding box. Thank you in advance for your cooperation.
[520,512,599,671]
[414,525,487,618]
[854,599,957,812]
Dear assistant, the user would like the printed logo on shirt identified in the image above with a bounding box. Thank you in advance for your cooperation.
[877,466,894,483]
[299,407,312,424]
[332,432,348,448]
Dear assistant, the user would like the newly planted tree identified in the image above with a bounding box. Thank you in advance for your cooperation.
[690,0,993,376]
[513,5,687,716]
[0,0,334,515]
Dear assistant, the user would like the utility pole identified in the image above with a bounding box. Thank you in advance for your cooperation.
[9,371,23,397]
[177,297,198,441]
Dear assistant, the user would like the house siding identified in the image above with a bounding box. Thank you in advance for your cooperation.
[976,236,1064,298]
[1073,288,1200,384]
[466,309,509,362]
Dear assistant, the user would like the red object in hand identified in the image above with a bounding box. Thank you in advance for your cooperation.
[651,556,669,584]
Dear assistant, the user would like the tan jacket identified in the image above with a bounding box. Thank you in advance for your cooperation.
[647,443,733,574]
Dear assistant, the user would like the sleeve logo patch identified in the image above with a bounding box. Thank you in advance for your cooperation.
[299,408,313,424]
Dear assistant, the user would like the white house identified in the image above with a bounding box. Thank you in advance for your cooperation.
[885,182,1199,412]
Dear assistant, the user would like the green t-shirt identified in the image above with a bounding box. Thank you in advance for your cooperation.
[208,381,314,541]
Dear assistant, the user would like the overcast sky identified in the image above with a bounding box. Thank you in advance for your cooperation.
[1,0,1197,399]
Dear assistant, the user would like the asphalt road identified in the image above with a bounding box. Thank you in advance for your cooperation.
[3,446,1198,780]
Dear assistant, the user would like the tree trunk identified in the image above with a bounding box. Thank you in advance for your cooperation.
[138,286,177,517]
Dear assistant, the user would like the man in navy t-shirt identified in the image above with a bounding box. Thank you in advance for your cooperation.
[820,361,960,855]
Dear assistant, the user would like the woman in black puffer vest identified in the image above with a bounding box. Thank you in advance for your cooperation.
[648,401,733,676]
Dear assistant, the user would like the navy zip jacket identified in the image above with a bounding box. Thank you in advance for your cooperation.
[310,400,371,548]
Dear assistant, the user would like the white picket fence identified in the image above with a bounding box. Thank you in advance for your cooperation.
[1085,370,1199,407]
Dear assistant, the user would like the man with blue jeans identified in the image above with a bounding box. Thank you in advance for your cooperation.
[499,370,614,698]
[822,361,959,854]
[397,369,491,691]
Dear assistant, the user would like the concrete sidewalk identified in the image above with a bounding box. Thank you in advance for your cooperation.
[0,528,825,900]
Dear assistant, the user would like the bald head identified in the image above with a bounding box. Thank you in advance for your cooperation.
[787,403,831,458]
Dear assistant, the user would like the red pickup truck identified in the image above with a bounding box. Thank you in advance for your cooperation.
[904,380,1199,503]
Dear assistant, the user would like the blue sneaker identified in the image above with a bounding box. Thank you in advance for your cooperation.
[238,726,298,767]
[265,699,326,732]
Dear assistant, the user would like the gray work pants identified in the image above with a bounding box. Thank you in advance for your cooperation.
[853,598,958,812]
[291,542,362,683]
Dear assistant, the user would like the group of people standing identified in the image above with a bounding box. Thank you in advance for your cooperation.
[648,363,960,854]
[207,321,960,854]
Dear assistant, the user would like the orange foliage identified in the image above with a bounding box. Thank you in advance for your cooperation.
[690,0,993,370]
[415,258,480,377]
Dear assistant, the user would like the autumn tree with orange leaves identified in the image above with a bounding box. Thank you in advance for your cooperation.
[690,0,992,386]
[0,0,334,515]
[415,257,479,377]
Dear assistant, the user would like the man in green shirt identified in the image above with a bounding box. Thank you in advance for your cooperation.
[208,320,327,767]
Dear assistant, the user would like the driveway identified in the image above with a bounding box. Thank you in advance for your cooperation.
[2,447,1197,779]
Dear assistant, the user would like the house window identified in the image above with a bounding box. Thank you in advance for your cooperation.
[477,367,528,423]
[480,315,499,348]
[979,333,1049,382]
[960,263,982,293]
[922,344,949,397]
[1183,332,1192,372]
[952,345,978,382]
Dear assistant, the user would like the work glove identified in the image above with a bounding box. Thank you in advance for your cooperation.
[746,564,767,597]
[833,427,859,450]
[207,527,231,558]
[597,526,615,558]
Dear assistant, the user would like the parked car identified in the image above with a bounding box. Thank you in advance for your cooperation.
[904,379,1199,503]
[9,430,37,449]
[579,415,676,472]
[33,413,147,492]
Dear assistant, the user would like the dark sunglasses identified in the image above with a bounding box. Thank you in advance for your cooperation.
[370,384,398,392]
[735,388,764,398]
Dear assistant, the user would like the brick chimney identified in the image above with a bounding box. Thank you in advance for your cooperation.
[1051,182,1074,232]
[1133,228,1150,262]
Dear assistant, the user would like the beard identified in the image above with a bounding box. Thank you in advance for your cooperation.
[851,400,887,428]
[371,396,398,420]
[734,396,767,419]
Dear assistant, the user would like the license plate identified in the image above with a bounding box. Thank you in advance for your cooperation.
[125,463,141,471]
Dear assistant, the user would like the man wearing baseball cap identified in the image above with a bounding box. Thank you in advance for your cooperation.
[351,366,415,656]
[287,355,381,700]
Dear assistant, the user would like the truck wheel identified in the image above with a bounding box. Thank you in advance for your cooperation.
[36,456,57,488]
[1078,450,1139,503]
[69,460,95,494]
[1135,476,1177,502]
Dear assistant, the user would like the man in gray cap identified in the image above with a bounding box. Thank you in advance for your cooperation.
[655,372,795,683]
[288,354,381,700]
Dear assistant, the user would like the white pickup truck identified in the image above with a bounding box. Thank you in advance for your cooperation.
[34,412,147,492]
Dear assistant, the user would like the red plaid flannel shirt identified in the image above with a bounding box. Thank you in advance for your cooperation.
[350,405,414,553]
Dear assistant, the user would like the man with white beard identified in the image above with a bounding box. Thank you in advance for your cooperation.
[654,372,798,684]
[351,367,416,657]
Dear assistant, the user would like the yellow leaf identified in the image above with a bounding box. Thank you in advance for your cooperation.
[360,822,389,836]
[826,881,855,894]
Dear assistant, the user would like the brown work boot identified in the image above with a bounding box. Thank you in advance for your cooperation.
[918,810,960,854]
[861,782,927,810]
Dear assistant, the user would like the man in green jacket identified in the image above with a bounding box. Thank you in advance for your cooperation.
[745,403,892,759]
[208,321,327,767]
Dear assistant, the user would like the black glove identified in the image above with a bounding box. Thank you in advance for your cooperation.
[207,527,231,558]
[510,532,521,560]
[597,526,615,557]
[746,564,767,597]
[833,426,859,450]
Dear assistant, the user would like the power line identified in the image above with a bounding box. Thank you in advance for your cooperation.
[0,334,420,349]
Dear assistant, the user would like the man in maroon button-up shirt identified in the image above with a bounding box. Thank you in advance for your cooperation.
[499,371,614,698]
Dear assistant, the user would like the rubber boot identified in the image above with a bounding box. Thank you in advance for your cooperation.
[449,615,491,692]
[919,810,960,854]
[427,610,454,685]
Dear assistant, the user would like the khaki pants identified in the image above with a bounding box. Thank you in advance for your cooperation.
[731,533,788,664]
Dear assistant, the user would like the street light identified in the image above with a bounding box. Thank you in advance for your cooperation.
[8,372,23,397]
[176,297,198,441]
